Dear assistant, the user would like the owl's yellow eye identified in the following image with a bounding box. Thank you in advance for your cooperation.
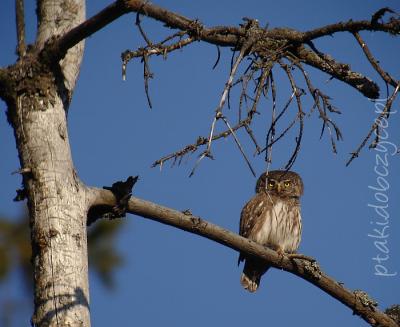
[267,180,275,189]
[284,181,291,188]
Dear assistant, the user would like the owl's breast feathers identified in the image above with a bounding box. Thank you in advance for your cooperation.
[239,192,302,259]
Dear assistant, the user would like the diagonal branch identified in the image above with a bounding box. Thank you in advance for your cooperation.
[293,45,380,98]
[353,32,398,88]
[346,83,400,166]
[89,187,399,327]
[151,117,252,169]
[44,0,239,62]
[43,1,129,61]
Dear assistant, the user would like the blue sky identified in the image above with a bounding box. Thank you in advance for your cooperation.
[1,1,399,326]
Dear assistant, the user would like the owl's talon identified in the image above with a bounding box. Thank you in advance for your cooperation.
[276,247,286,266]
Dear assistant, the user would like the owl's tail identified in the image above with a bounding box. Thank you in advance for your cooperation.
[240,259,270,293]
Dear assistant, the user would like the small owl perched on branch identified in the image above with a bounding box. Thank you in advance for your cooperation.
[238,170,304,292]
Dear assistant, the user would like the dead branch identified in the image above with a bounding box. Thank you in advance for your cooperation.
[121,30,194,78]
[25,0,398,171]
[279,62,305,170]
[353,32,398,88]
[220,115,256,177]
[189,23,259,177]
[152,117,256,169]
[15,0,26,57]
[293,45,379,99]
[294,62,343,153]
[299,17,400,42]
[89,187,399,327]
[41,0,398,98]
[346,83,400,166]
[265,71,277,168]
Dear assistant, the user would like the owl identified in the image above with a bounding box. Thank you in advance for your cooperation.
[238,170,303,292]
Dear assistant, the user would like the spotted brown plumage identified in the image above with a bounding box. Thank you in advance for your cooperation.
[238,170,303,292]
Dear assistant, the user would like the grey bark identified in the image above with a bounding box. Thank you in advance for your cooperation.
[5,0,89,326]
[36,0,85,98]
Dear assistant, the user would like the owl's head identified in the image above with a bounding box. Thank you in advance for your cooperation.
[255,170,304,198]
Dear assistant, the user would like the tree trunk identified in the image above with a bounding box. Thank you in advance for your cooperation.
[6,0,89,325]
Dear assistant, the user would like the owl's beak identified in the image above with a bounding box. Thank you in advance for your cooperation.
[277,183,281,193]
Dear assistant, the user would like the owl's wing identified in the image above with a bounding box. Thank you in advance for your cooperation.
[239,193,270,237]
[238,193,272,264]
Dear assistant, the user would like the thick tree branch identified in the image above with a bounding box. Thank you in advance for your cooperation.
[293,45,380,98]
[89,187,398,327]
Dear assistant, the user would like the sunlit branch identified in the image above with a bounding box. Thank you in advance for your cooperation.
[89,187,399,327]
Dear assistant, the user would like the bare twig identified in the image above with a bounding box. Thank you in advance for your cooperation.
[216,40,250,114]
[188,26,257,176]
[15,0,26,57]
[189,151,211,178]
[136,2,153,46]
[238,75,249,122]
[249,65,272,117]
[212,45,221,70]
[152,118,252,168]
[294,61,343,153]
[265,71,277,170]
[121,33,195,104]
[189,116,218,177]
[346,83,400,166]
[220,115,256,177]
[353,32,398,88]
[244,124,261,155]
[263,91,296,153]
[121,32,195,107]
[122,33,194,62]
[280,62,305,170]
[142,53,153,108]
[371,8,396,25]
[264,117,297,152]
